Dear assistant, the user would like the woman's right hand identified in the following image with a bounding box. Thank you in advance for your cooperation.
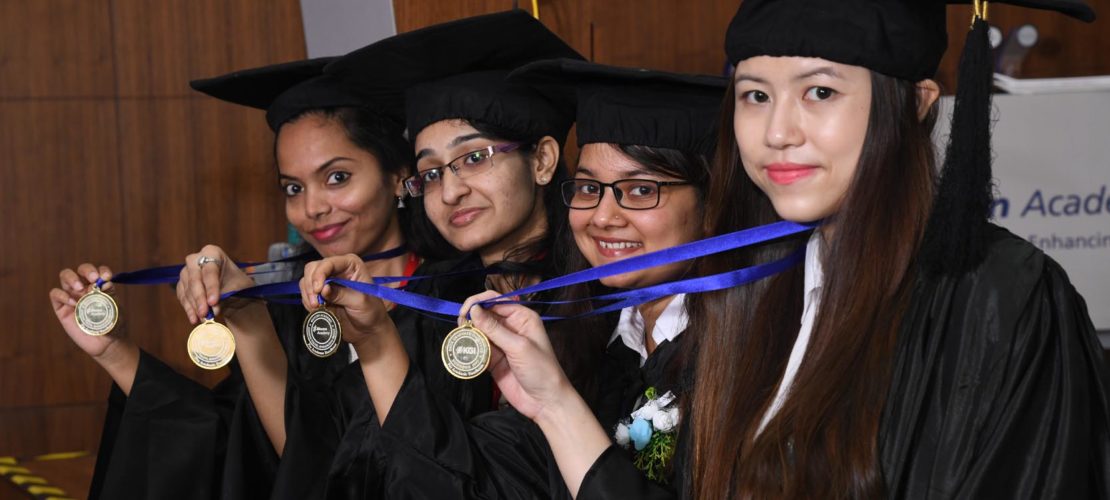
[51,263,141,395]
[50,263,127,359]
[177,245,256,324]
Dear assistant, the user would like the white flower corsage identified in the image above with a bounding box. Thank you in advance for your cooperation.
[613,387,680,483]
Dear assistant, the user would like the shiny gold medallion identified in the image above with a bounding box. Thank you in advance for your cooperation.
[187,319,236,370]
[75,287,119,336]
[302,307,342,358]
[441,321,491,380]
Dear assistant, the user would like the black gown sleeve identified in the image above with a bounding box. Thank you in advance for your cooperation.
[881,226,1110,499]
[373,364,570,499]
[578,446,676,500]
[89,350,239,499]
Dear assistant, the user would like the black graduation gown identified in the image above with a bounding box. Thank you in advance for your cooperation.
[579,225,1110,499]
[87,255,493,500]
[276,255,495,499]
[363,316,685,499]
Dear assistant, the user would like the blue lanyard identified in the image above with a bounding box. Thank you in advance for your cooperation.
[324,221,814,321]
[93,244,407,289]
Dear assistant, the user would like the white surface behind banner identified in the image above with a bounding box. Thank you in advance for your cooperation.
[936,92,1110,331]
[299,0,396,58]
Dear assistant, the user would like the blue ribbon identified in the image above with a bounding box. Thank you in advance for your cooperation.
[94,244,407,289]
[324,220,814,322]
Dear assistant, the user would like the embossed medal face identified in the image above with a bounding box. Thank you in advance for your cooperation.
[441,322,490,380]
[302,308,341,358]
[75,288,118,336]
[187,320,236,370]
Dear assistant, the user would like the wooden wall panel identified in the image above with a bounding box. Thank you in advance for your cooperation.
[113,0,307,97]
[191,100,287,262]
[0,0,115,98]
[587,0,735,75]
[1,0,305,460]
[0,99,122,376]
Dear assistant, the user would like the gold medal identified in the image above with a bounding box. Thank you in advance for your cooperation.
[441,320,491,380]
[302,307,342,358]
[187,319,236,370]
[75,286,118,336]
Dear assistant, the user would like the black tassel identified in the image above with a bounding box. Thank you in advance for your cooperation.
[921,17,994,276]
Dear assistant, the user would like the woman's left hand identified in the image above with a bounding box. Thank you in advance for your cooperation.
[460,291,574,420]
[300,254,391,347]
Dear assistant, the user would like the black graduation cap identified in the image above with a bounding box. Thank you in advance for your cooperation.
[190,57,400,131]
[510,58,727,155]
[323,10,584,141]
[725,0,1095,275]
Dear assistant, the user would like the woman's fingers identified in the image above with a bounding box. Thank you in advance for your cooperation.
[49,287,77,314]
[97,265,115,293]
[176,267,198,324]
[199,256,223,306]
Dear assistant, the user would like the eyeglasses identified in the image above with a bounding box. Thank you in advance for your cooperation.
[403,143,523,197]
[560,178,691,210]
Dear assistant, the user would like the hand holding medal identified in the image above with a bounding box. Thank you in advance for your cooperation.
[177,246,255,370]
[300,254,394,357]
[178,245,257,325]
[455,291,573,419]
[50,263,126,355]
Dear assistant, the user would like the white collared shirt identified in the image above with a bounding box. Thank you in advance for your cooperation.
[608,293,689,367]
[757,231,824,433]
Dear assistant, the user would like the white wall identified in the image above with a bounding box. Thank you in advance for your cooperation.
[936,92,1110,339]
[299,0,397,57]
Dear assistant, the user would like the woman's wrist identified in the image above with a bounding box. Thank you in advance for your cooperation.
[532,382,612,496]
[92,339,140,395]
[350,319,402,363]
[533,381,594,432]
[222,300,270,331]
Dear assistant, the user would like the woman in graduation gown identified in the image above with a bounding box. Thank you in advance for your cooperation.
[299,58,726,498]
[497,1,1110,499]
[47,57,493,499]
[265,11,590,499]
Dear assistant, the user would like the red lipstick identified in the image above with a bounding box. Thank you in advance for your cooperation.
[765,162,818,185]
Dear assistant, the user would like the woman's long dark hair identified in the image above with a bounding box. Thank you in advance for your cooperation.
[548,142,711,406]
[278,106,458,260]
[688,71,938,499]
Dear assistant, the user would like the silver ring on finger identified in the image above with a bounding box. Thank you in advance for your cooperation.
[197,255,223,267]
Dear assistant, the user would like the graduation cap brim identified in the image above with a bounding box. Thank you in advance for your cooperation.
[510,58,726,154]
[190,57,404,131]
[189,57,336,111]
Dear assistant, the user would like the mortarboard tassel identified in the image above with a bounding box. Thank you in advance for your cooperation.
[921,11,995,276]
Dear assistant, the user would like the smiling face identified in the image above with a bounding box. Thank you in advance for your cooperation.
[413,119,557,264]
[569,143,703,289]
[733,56,872,224]
[276,113,403,257]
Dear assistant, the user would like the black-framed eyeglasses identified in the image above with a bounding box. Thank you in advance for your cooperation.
[403,143,523,197]
[560,178,691,210]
